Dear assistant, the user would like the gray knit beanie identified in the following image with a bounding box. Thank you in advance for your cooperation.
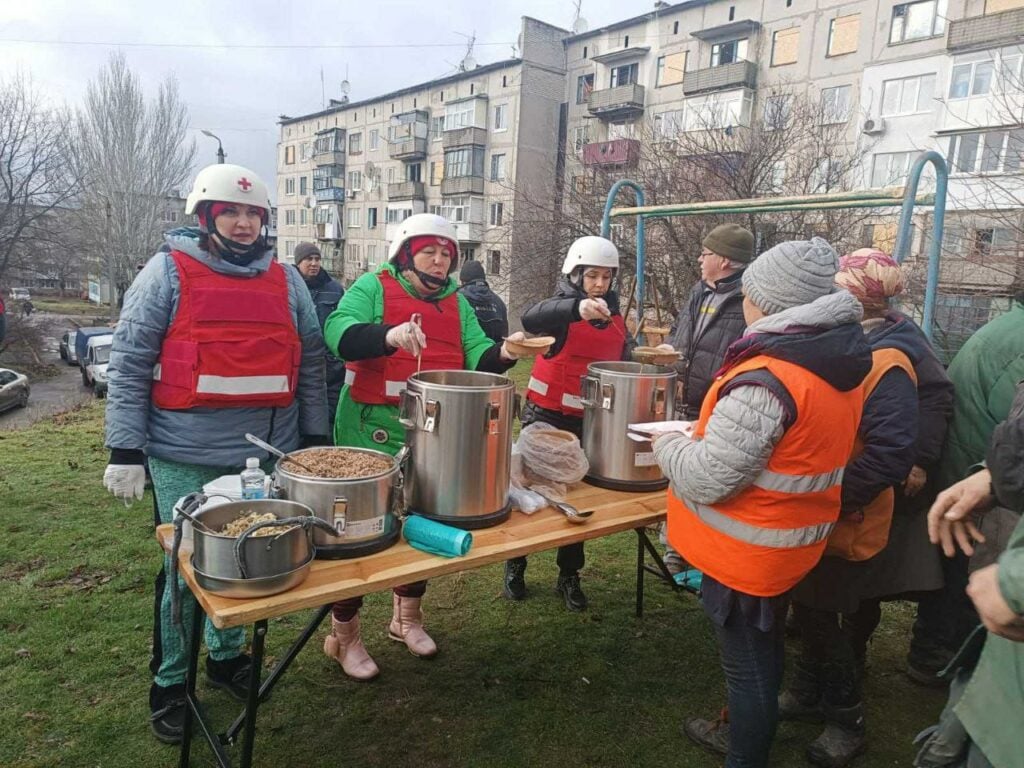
[742,237,839,315]
[294,242,321,264]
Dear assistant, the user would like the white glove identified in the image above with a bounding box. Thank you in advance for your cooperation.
[386,321,427,357]
[579,298,611,321]
[103,464,146,504]
[500,331,529,361]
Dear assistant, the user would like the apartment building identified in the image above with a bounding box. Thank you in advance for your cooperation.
[275,16,568,319]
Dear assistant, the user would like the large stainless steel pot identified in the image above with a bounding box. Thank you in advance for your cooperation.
[582,361,677,491]
[399,370,514,529]
[273,447,403,560]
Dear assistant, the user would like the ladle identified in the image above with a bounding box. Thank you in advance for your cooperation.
[538,492,594,525]
[245,433,318,475]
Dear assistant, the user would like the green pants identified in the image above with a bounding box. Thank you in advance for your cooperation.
[149,456,250,688]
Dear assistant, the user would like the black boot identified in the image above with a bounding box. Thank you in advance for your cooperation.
[206,653,253,702]
[779,655,824,722]
[555,571,587,611]
[149,683,186,745]
[503,558,527,601]
[807,703,867,768]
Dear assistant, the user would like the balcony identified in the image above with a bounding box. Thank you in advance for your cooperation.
[314,150,345,167]
[441,176,485,196]
[682,60,758,96]
[313,187,345,203]
[587,83,646,120]
[316,221,345,242]
[948,8,1024,51]
[389,137,428,161]
[582,138,641,167]
[443,126,488,149]
[453,221,484,242]
[387,180,425,201]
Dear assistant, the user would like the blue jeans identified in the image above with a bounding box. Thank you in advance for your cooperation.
[708,602,787,768]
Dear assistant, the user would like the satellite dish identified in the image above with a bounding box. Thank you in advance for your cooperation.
[365,160,378,178]
[304,196,315,209]
[572,17,589,34]
[340,79,350,96]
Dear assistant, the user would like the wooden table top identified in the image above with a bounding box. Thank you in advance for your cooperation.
[157,483,667,629]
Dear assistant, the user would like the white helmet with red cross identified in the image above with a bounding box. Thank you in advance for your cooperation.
[185,164,272,215]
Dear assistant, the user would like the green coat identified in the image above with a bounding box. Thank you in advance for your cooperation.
[937,302,1024,489]
[323,264,496,455]
[955,513,1024,768]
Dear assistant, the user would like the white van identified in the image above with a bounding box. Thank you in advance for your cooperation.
[84,334,114,397]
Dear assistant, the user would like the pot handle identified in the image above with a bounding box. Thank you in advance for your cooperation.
[332,497,348,536]
[485,401,501,436]
[651,385,667,418]
[397,389,418,429]
[579,375,599,408]
[234,516,336,578]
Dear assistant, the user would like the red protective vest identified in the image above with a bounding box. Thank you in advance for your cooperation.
[345,271,464,405]
[527,314,626,416]
[666,356,863,597]
[151,251,301,410]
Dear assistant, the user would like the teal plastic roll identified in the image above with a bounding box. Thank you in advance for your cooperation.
[402,515,473,558]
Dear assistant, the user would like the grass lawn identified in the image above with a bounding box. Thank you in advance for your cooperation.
[0,387,946,768]
[33,298,109,317]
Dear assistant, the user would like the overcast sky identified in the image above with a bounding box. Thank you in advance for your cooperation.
[0,0,638,200]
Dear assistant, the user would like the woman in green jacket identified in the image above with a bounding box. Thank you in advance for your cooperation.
[320,213,526,680]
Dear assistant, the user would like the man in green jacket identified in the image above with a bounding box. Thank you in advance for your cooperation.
[913,299,1024,682]
[319,213,528,681]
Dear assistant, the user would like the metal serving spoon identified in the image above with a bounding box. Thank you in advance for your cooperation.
[537,492,594,525]
[244,433,318,475]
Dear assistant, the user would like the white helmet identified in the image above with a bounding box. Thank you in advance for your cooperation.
[561,235,619,275]
[185,164,272,216]
[387,213,460,263]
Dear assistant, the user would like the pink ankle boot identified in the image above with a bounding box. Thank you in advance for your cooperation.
[323,614,379,681]
[387,594,438,658]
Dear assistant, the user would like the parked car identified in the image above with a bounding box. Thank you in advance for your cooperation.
[83,334,113,397]
[10,288,30,301]
[0,367,29,413]
[74,327,114,381]
[59,330,79,366]
[0,295,6,346]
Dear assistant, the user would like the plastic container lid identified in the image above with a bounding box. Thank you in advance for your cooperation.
[246,457,260,469]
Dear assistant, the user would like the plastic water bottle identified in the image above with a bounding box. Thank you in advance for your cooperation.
[240,458,266,500]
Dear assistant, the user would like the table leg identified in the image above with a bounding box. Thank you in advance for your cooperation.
[635,528,645,618]
[179,604,203,768]
[239,620,267,768]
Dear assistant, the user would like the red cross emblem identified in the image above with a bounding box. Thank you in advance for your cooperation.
[237,177,252,191]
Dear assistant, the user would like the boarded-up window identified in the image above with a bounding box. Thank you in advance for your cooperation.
[656,51,687,86]
[429,161,444,186]
[986,0,1024,13]
[771,28,799,67]
[828,14,860,56]
[284,145,295,165]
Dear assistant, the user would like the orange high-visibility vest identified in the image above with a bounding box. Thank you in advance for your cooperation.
[825,347,917,561]
[666,356,863,597]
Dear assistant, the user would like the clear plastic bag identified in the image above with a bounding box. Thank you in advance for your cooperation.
[509,423,590,512]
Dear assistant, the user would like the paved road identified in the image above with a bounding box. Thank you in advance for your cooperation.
[0,314,100,431]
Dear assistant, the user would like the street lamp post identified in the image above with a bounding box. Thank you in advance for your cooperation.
[201,129,226,164]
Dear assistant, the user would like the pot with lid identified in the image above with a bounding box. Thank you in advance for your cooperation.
[399,370,515,529]
[273,446,404,559]
[581,361,676,491]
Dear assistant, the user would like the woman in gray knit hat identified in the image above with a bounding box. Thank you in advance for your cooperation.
[652,237,873,768]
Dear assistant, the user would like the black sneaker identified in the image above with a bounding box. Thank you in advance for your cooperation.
[555,572,587,612]
[682,717,730,757]
[504,559,527,601]
[149,683,186,745]
[206,653,254,702]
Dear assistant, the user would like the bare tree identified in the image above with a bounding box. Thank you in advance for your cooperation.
[70,53,196,318]
[0,74,82,287]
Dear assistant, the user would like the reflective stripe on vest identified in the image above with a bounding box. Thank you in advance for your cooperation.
[196,374,291,396]
[345,368,405,400]
[665,355,863,597]
[527,313,626,417]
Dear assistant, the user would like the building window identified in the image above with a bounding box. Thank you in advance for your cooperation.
[872,152,915,187]
[624,35,630,47]
[347,207,361,228]
[673,21,679,34]
[285,209,296,225]
[444,101,480,130]
[502,75,507,87]
[348,132,363,155]
[369,129,379,151]
[572,124,591,153]
[162,210,178,223]
[487,250,501,276]
[314,205,334,225]
[820,84,852,124]
[386,207,413,224]
[299,142,311,162]
[428,204,442,216]
[711,38,748,67]
[406,163,423,182]
[656,51,686,87]
[610,62,639,87]
[576,74,594,104]
[285,145,295,164]
[300,208,307,226]
[430,115,445,138]
[763,94,791,130]
[768,160,787,194]
[654,109,685,137]
[385,167,395,184]
[299,176,307,195]
[890,0,948,45]
[314,128,344,155]
[882,74,937,116]
[430,161,444,186]
[284,239,294,257]
[948,129,1024,173]
[348,170,362,191]
[444,146,485,178]
[285,178,296,195]
[367,208,378,228]
[771,28,800,67]
[949,60,995,99]
[583,46,588,59]
[489,202,504,226]
[366,243,377,266]
[490,153,507,181]
[681,90,754,130]
[441,194,474,223]
[828,14,861,57]
[493,104,507,131]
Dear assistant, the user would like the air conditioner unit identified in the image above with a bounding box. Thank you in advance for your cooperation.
[347,189,358,199]
[861,116,887,135]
